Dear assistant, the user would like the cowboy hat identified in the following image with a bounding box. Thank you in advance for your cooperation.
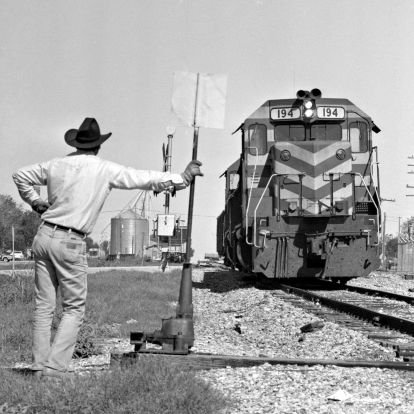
[64,118,112,149]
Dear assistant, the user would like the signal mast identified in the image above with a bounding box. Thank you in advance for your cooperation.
[407,155,414,197]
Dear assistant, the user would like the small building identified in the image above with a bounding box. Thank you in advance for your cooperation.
[397,236,414,275]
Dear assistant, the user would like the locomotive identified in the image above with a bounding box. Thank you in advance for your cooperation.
[216,89,382,282]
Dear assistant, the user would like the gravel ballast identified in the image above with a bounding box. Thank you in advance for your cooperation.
[190,269,414,414]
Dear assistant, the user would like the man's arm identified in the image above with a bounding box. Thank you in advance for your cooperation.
[107,160,203,192]
[12,162,50,211]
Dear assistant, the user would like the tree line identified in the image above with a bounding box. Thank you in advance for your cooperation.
[0,194,41,252]
[0,194,101,254]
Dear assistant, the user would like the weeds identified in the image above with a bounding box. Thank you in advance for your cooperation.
[86,269,182,335]
[0,272,35,364]
[0,269,35,306]
[0,269,229,413]
[0,359,227,413]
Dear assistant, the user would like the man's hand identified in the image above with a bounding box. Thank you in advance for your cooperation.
[32,199,50,215]
[181,160,203,186]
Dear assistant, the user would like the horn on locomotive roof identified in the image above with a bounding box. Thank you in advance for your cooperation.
[296,89,322,99]
[296,90,309,99]
[310,88,322,99]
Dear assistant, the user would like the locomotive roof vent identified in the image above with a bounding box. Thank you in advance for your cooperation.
[296,88,322,99]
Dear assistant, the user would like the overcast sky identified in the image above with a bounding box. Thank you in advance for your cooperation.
[1,0,413,257]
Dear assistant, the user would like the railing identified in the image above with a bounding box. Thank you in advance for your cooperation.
[249,172,380,248]
[245,147,259,246]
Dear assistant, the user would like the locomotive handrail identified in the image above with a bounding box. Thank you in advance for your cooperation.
[366,146,381,207]
[373,146,381,203]
[353,172,381,242]
[250,171,380,248]
[245,147,259,246]
[252,173,280,248]
[371,146,382,208]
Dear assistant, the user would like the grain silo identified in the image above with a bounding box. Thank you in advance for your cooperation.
[110,209,149,257]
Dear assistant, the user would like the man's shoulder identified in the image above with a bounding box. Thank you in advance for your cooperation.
[53,153,126,174]
[60,153,106,164]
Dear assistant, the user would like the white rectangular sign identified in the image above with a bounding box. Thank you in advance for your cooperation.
[270,107,301,120]
[157,214,175,237]
[317,106,345,119]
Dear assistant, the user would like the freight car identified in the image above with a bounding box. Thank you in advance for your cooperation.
[217,89,382,282]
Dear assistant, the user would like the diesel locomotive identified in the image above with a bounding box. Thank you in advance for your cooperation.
[217,89,382,282]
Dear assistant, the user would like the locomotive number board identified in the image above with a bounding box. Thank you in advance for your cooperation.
[317,106,345,119]
[270,107,301,120]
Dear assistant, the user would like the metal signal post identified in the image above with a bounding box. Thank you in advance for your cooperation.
[129,74,202,355]
[164,127,174,215]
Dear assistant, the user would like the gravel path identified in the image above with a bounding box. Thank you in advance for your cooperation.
[190,269,414,414]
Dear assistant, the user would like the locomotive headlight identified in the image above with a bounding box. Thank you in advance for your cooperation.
[288,202,297,212]
[336,149,346,160]
[280,150,291,161]
[303,99,315,118]
[335,201,344,212]
[304,109,314,118]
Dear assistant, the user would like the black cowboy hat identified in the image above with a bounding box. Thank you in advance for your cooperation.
[64,118,112,149]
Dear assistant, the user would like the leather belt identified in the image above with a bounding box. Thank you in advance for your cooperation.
[43,221,86,238]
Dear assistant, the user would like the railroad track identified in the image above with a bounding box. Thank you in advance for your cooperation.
[339,283,414,305]
[274,280,414,361]
[109,273,414,372]
[111,351,414,372]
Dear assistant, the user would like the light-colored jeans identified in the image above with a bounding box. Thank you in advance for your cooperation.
[31,223,87,372]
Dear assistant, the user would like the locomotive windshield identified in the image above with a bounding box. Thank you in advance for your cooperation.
[248,124,267,155]
[274,123,341,141]
[349,121,368,152]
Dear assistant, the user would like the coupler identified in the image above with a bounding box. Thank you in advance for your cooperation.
[130,262,194,355]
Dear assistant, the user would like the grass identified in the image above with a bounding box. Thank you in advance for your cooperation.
[0,257,158,270]
[1,361,226,414]
[86,269,183,335]
[0,269,228,413]
[0,270,35,365]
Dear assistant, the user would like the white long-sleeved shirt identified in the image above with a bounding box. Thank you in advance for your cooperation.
[12,151,186,235]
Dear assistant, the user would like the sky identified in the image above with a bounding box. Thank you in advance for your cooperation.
[1,0,413,258]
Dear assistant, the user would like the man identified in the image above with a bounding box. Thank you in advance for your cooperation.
[12,117,203,379]
[160,245,169,272]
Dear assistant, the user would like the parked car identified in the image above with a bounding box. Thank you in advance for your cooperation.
[1,250,25,261]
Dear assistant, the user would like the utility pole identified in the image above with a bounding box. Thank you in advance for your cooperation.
[382,212,387,268]
[164,126,175,215]
[11,225,15,277]
[399,216,401,237]
[407,156,414,196]
[165,126,175,257]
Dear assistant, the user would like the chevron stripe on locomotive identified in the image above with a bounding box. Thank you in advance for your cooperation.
[217,89,382,282]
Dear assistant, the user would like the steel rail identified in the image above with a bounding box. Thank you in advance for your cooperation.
[277,283,414,337]
[309,279,414,305]
[342,284,414,305]
[111,351,414,372]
